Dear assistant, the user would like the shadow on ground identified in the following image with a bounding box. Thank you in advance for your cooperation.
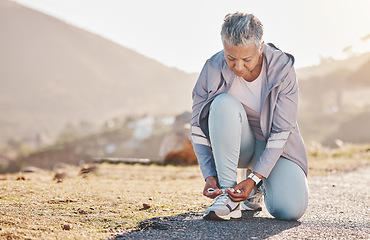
[115,210,301,239]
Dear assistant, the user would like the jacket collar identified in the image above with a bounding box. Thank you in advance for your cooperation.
[263,43,294,91]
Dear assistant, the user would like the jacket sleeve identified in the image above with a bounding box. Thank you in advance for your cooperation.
[191,60,217,180]
[254,67,299,178]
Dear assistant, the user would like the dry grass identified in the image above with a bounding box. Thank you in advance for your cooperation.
[307,143,370,176]
[0,164,207,239]
[1,144,369,239]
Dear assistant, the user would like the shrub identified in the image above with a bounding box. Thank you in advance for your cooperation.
[164,141,197,165]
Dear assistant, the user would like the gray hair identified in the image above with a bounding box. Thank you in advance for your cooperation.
[221,12,264,49]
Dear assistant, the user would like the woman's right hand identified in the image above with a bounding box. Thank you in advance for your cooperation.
[203,176,222,199]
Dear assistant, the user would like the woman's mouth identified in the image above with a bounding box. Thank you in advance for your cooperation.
[235,71,245,76]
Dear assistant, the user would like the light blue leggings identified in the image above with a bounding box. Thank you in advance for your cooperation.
[209,93,308,220]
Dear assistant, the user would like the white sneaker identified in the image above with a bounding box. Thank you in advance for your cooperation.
[203,190,242,220]
[241,188,263,211]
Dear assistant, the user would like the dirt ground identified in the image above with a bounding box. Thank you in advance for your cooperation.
[116,165,370,239]
[0,156,369,239]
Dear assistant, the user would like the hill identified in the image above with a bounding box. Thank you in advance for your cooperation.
[298,58,370,145]
[296,52,370,80]
[0,0,197,146]
[347,59,370,87]
[323,112,370,146]
[1,0,370,153]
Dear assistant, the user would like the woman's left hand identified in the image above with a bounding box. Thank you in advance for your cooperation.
[226,178,255,202]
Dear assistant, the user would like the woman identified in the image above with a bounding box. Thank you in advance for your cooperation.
[191,12,308,221]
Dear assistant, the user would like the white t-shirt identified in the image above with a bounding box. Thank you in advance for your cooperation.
[227,59,266,140]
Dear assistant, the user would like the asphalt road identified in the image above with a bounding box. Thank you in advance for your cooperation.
[115,166,370,239]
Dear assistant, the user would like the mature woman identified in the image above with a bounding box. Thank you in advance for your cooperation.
[191,12,308,221]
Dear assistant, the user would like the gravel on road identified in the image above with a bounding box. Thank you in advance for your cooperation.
[115,166,370,239]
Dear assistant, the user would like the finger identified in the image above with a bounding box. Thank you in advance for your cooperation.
[228,195,246,202]
[226,190,241,198]
[203,187,215,195]
[227,191,248,201]
[204,191,222,199]
[226,188,241,197]
[203,188,222,198]
[226,190,248,201]
[207,187,222,194]
[232,183,243,191]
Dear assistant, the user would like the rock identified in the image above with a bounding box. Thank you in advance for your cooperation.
[159,112,197,166]
[21,166,44,173]
[53,172,66,181]
[142,203,151,209]
[62,224,71,230]
[77,208,88,214]
[80,164,97,177]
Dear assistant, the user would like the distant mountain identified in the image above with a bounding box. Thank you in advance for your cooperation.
[298,57,370,145]
[1,0,369,149]
[296,52,370,80]
[323,112,370,146]
[0,0,197,145]
[347,60,370,87]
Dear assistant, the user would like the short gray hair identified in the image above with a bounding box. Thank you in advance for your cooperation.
[221,12,264,49]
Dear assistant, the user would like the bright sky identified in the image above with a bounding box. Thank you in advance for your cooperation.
[14,0,370,73]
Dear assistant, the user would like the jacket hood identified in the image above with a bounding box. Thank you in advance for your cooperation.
[262,43,295,90]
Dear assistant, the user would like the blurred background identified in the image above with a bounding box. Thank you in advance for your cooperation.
[1,0,369,173]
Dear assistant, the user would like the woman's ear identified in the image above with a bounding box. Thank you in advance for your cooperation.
[259,41,264,55]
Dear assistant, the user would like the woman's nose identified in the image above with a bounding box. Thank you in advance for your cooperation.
[235,60,244,71]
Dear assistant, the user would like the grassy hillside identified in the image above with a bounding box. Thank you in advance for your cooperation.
[0,0,197,145]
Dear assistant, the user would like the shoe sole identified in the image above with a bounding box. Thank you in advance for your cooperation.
[203,210,242,221]
[241,202,262,211]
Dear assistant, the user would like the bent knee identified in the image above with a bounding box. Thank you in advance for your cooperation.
[268,201,308,220]
[211,94,240,110]
[264,158,309,220]
[265,188,308,220]
[210,94,242,115]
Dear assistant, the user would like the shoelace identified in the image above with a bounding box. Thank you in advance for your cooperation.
[210,192,229,206]
[208,188,235,206]
[247,189,263,202]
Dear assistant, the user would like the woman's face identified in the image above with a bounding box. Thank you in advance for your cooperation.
[223,40,263,79]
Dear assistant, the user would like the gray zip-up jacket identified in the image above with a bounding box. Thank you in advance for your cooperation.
[191,43,307,180]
